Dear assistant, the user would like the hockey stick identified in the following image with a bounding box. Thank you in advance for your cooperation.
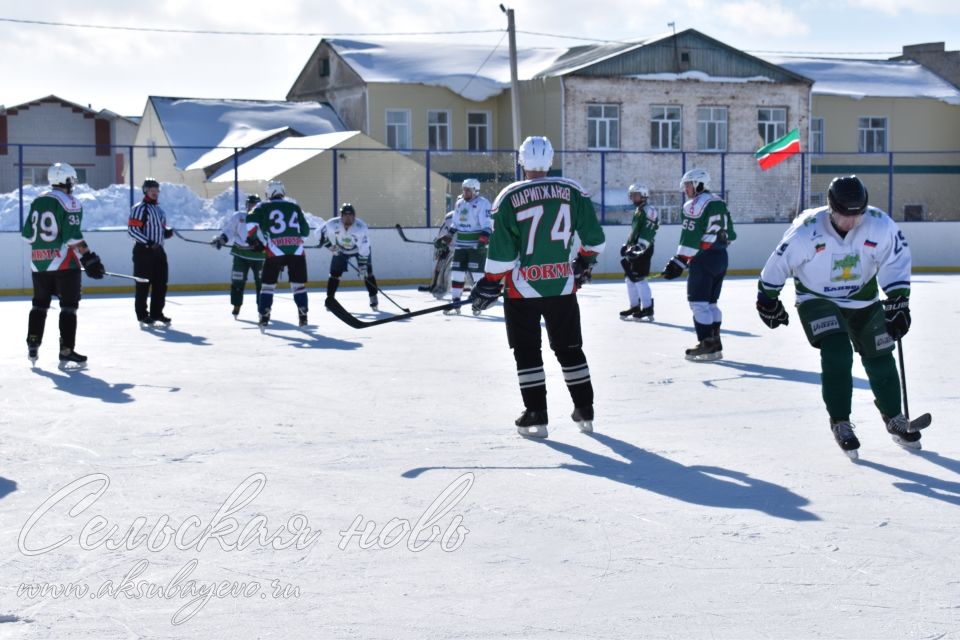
[896,338,933,432]
[347,259,410,313]
[394,224,435,245]
[81,268,149,283]
[325,297,469,329]
[174,229,253,250]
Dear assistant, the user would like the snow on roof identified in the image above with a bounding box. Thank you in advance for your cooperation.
[150,97,347,170]
[208,131,360,183]
[326,39,567,102]
[764,56,960,104]
[184,126,293,172]
[625,70,775,84]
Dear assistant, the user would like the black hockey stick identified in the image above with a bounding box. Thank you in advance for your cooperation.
[174,229,253,250]
[325,297,469,329]
[896,338,933,432]
[347,259,410,313]
[394,224,435,245]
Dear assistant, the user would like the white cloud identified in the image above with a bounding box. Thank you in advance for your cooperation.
[844,0,960,16]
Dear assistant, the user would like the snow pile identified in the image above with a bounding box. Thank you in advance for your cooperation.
[0,183,323,232]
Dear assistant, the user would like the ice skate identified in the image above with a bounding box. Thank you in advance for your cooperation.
[571,406,594,433]
[883,413,923,451]
[298,309,309,328]
[258,311,270,333]
[58,348,88,371]
[619,305,640,319]
[232,304,241,319]
[369,295,379,312]
[685,337,722,361]
[830,419,860,461]
[138,316,154,328]
[515,409,549,439]
[632,303,654,322]
[27,342,39,367]
[151,314,172,328]
[443,301,461,316]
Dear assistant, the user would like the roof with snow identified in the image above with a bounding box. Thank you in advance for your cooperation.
[764,56,960,104]
[148,97,347,170]
[208,131,360,183]
[3,94,137,123]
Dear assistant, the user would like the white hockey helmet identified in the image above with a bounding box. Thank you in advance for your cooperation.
[680,168,710,193]
[265,180,286,199]
[518,136,554,172]
[48,162,78,190]
[462,178,480,192]
[627,183,650,198]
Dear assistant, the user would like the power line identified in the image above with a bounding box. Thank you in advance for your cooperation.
[0,17,501,37]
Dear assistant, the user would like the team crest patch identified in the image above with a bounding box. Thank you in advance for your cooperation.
[815,243,826,253]
[875,332,894,350]
[811,316,840,336]
[830,252,861,282]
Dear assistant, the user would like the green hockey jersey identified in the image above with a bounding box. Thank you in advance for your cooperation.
[486,177,606,298]
[245,199,310,257]
[676,192,736,261]
[21,190,85,272]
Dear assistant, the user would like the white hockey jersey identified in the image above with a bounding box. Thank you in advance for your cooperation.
[759,206,912,309]
[321,217,372,258]
[450,195,492,248]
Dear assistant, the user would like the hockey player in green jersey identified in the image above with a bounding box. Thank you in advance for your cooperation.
[660,168,736,361]
[245,180,311,330]
[212,194,266,318]
[471,136,606,438]
[22,162,106,369]
[757,176,929,460]
[619,182,659,320]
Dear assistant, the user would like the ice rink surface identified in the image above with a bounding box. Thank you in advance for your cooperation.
[0,275,957,639]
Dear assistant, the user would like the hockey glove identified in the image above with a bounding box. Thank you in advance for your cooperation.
[756,292,789,329]
[660,255,688,280]
[357,257,372,280]
[247,236,266,253]
[573,253,596,288]
[620,243,630,257]
[478,231,490,246]
[163,228,174,240]
[883,296,911,339]
[80,251,106,279]
[211,234,228,250]
[470,277,503,312]
[631,239,651,255]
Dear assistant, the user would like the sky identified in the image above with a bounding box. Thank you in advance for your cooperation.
[0,0,959,117]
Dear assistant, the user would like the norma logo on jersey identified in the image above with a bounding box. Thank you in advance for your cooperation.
[811,316,840,336]
[830,252,861,282]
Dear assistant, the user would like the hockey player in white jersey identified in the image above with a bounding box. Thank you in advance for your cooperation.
[756,176,929,460]
[443,179,492,315]
[321,203,380,311]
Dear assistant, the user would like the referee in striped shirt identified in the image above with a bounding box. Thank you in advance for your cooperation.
[128,178,173,326]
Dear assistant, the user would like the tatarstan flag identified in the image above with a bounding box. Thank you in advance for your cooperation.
[755,128,801,171]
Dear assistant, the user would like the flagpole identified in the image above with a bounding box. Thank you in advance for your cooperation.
[796,149,804,221]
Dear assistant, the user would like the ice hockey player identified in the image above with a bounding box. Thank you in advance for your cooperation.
[245,180,311,330]
[619,182,660,320]
[756,175,928,459]
[23,162,106,369]
[443,178,492,315]
[212,194,266,318]
[660,168,736,361]
[321,203,380,311]
[471,136,606,438]
[128,177,174,327]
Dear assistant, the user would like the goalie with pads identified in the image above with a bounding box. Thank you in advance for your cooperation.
[472,136,605,439]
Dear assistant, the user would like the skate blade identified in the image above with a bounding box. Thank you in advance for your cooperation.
[258,325,267,334]
[844,449,859,461]
[685,351,723,362]
[576,420,593,434]
[517,425,549,439]
[58,361,87,372]
[892,435,922,451]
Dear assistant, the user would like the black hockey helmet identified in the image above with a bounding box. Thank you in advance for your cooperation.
[246,194,261,206]
[340,202,356,216]
[827,176,868,216]
[141,177,160,193]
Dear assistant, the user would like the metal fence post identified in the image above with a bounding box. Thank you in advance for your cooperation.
[18,144,24,229]
[332,149,338,217]
[720,152,726,199]
[888,151,894,216]
[233,148,240,211]
[600,151,606,224]
[129,145,135,210]
[425,149,432,227]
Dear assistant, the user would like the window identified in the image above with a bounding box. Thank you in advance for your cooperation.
[811,118,824,156]
[650,191,682,224]
[427,110,451,152]
[147,138,157,158]
[809,193,825,207]
[758,108,787,144]
[651,106,681,151]
[858,117,887,153]
[467,111,490,152]
[697,106,727,151]
[21,167,47,186]
[75,168,87,184]
[587,104,619,149]
[318,58,330,78]
[386,109,411,150]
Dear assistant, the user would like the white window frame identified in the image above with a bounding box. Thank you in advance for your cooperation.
[696,106,727,152]
[587,104,620,150]
[427,109,452,153]
[651,105,682,151]
[467,111,491,152]
[758,108,787,145]
[386,109,412,151]
[810,118,824,156]
[858,116,887,153]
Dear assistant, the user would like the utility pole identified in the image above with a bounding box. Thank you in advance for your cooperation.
[668,21,679,73]
[501,4,522,149]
